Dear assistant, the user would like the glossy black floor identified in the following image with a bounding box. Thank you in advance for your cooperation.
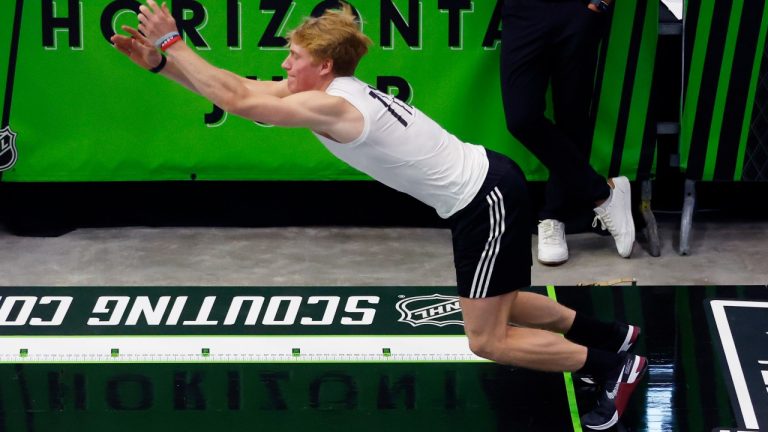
[556,285,768,432]
[0,285,766,432]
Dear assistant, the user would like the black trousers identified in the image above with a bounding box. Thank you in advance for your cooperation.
[500,0,611,221]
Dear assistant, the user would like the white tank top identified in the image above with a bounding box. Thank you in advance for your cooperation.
[313,77,489,219]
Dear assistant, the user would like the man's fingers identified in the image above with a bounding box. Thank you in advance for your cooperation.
[111,36,131,54]
[137,11,148,31]
[123,25,148,42]
[161,2,171,18]
[111,34,129,46]
[146,0,160,15]
[110,35,123,48]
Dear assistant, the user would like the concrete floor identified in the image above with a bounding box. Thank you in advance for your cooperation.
[1,213,765,287]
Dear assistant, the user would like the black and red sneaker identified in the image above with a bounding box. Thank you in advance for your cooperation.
[581,354,648,430]
[578,324,641,385]
[617,324,641,354]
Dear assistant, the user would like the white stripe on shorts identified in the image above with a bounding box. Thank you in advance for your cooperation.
[469,187,506,298]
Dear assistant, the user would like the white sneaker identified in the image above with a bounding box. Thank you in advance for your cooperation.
[537,219,569,265]
[593,177,635,258]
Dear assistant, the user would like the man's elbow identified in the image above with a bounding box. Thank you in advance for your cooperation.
[216,82,253,116]
[217,94,241,115]
[225,97,272,124]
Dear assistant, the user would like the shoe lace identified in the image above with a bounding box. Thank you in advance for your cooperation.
[592,211,614,233]
[539,220,563,244]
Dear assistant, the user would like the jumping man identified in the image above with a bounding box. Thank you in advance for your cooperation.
[111,2,647,428]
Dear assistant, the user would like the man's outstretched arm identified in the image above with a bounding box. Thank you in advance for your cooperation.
[111,25,201,93]
[128,0,360,137]
[111,3,289,103]
[133,0,293,116]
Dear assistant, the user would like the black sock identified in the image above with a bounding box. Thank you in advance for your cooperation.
[565,312,623,351]
[577,349,624,378]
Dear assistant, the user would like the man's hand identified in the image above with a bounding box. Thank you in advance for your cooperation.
[588,0,612,13]
[138,0,178,46]
[111,25,163,70]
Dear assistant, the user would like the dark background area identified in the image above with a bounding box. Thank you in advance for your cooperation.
[1,177,767,237]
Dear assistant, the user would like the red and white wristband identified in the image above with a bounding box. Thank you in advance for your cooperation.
[154,31,182,52]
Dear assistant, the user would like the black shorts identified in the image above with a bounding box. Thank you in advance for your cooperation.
[448,149,532,299]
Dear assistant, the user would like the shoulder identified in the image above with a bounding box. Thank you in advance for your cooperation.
[276,91,362,130]
[326,76,370,95]
[287,90,350,112]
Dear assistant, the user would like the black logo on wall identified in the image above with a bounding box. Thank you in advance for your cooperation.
[707,300,768,432]
[0,126,18,171]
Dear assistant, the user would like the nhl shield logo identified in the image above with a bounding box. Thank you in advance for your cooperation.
[396,294,464,327]
[0,126,18,171]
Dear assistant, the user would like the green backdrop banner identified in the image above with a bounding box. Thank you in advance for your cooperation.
[1,0,655,182]
[681,0,768,181]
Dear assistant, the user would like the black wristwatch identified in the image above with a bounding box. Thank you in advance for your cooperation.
[590,0,611,12]
[149,55,167,74]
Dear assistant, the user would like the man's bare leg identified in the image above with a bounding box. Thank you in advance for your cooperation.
[506,290,576,333]
[460,290,586,372]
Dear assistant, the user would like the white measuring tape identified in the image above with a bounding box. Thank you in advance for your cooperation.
[0,335,486,363]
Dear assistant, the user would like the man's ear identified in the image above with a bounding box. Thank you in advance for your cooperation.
[319,58,334,76]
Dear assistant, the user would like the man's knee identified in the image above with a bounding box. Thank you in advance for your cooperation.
[467,334,501,362]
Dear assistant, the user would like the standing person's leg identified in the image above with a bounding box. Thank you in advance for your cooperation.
[500,0,609,265]
[550,1,610,209]
[499,4,571,266]
[549,2,636,258]
[500,0,610,212]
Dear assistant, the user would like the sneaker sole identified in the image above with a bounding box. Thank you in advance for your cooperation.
[613,177,635,258]
[583,412,619,431]
[537,257,568,266]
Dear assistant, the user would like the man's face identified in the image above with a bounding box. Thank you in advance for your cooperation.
[281,44,327,93]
